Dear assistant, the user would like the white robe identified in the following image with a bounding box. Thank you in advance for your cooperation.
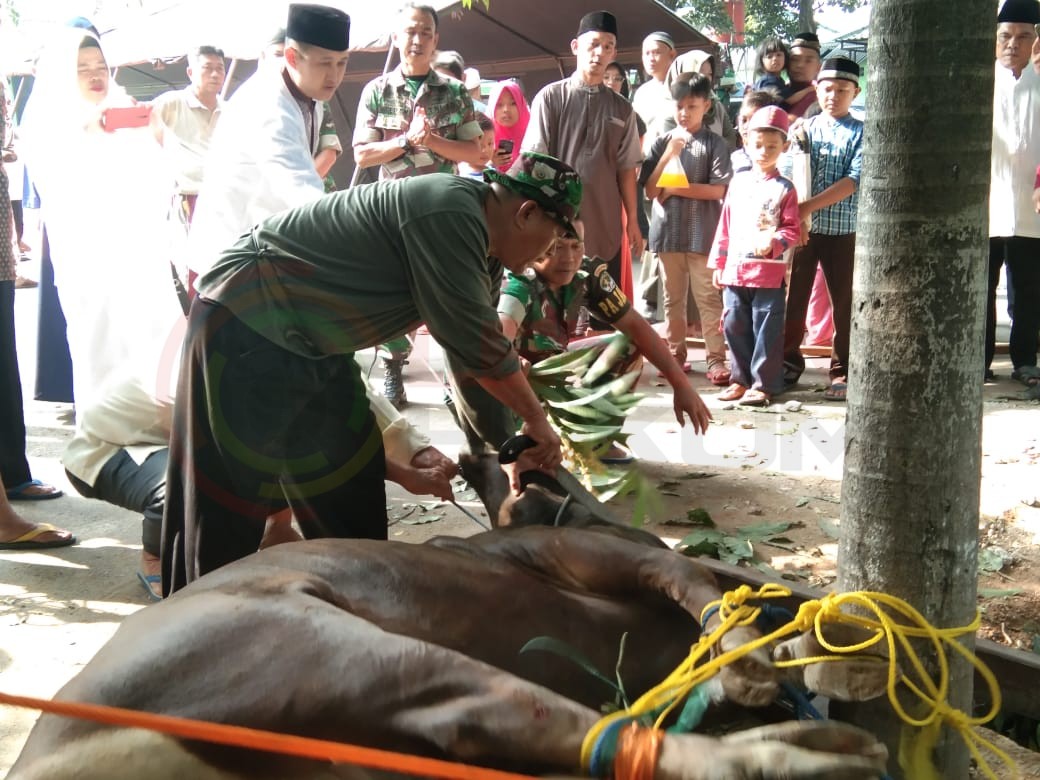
[991,61,1040,239]
[21,30,185,410]
[187,66,429,462]
[187,67,326,275]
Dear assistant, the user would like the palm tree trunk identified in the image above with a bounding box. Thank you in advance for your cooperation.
[832,1,994,778]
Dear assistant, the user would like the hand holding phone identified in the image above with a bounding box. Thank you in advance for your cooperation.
[102,105,153,132]
[497,139,514,155]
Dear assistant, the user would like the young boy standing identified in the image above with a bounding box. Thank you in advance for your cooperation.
[709,107,802,406]
[640,73,733,384]
[780,57,864,400]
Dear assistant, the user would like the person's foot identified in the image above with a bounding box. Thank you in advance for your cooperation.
[706,363,732,387]
[823,381,848,402]
[0,520,75,549]
[5,479,63,501]
[137,552,163,601]
[18,239,31,254]
[382,358,408,409]
[599,443,634,465]
[718,383,748,402]
[14,275,38,289]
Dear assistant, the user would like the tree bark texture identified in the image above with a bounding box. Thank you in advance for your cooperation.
[834,1,994,778]
[798,0,816,32]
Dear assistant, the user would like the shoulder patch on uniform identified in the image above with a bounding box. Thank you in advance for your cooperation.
[599,272,616,293]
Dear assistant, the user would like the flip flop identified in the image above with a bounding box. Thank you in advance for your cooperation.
[136,571,163,602]
[0,523,77,550]
[599,444,635,465]
[6,479,64,501]
[823,382,848,401]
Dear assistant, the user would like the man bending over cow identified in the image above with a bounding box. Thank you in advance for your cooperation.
[162,153,600,594]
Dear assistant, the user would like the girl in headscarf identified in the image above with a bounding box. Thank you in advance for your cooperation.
[21,29,183,410]
[486,80,530,172]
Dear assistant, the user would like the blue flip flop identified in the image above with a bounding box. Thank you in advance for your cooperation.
[136,571,163,603]
[5,479,64,502]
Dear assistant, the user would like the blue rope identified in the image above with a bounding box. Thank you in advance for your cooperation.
[778,680,824,721]
[588,717,633,777]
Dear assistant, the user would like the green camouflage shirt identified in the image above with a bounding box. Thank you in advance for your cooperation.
[498,258,630,364]
[354,66,481,180]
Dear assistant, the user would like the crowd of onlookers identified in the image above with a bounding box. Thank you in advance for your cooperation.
[0,1,1037,593]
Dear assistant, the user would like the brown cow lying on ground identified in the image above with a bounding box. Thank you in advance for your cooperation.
[11,523,888,779]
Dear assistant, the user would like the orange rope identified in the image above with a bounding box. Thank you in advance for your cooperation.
[0,691,536,780]
[613,723,663,780]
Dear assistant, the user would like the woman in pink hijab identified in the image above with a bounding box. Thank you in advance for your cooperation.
[486,80,530,172]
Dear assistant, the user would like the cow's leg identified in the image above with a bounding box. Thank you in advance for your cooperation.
[457,452,512,525]
[12,580,596,778]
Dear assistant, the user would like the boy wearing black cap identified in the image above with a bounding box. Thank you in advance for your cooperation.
[523,11,643,299]
[781,56,863,401]
[785,31,823,118]
[989,0,1040,388]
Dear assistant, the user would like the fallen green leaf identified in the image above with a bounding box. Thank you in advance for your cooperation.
[739,521,794,539]
[977,588,1023,599]
[686,508,715,527]
[401,512,444,525]
[977,548,1007,573]
[818,518,841,540]
[795,497,810,508]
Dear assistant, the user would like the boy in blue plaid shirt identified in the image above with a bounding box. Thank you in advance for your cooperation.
[781,57,863,401]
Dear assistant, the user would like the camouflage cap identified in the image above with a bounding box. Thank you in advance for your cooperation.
[484,151,582,238]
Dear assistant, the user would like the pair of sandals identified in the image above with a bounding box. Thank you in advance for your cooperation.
[718,383,771,407]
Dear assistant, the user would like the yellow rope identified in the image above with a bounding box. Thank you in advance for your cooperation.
[579,585,1019,779]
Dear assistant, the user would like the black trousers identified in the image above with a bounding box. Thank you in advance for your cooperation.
[161,299,387,595]
[988,236,1040,371]
[0,280,32,487]
[66,449,166,557]
[782,233,856,383]
[34,227,74,403]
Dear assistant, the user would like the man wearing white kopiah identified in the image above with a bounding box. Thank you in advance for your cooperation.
[186,3,455,492]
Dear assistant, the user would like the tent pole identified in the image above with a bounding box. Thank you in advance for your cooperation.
[222,59,239,100]
[348,44,396,189]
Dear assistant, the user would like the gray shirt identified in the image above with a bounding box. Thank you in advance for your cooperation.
[522,74,642,261]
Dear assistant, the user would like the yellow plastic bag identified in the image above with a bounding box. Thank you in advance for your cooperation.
[656,155,689,188]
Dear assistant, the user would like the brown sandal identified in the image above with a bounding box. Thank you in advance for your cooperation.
[706,364,732,386]
[718,383,747,401]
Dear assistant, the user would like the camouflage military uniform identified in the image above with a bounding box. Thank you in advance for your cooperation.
[354,66,483,405]
[499,258,631,365]
[354,66,482,180]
